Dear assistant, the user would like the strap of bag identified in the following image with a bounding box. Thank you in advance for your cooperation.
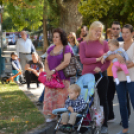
[62,46,65,61]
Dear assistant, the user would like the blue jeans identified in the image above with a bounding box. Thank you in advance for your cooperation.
[12,70,19,81]
[38,88,45,102]
[0,48,5,76]
[115,82,134,129]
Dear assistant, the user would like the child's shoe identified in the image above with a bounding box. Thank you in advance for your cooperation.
[126,76,131,83]
[115,78,120,85]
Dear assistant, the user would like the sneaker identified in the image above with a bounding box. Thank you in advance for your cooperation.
[101,126,108,134]
[14,81,20,85]
[117,130,129,134]
[36,101,43,105]
[107,118,116,122]
[46,117,57,122]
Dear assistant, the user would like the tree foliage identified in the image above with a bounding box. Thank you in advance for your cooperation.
[78,0,134,28]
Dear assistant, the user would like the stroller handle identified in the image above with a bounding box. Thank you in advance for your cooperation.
[94,72,103,88]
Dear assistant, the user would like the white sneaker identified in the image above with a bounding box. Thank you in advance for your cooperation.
[115,78,120,85]
[107,118,116,122]
[46,117,57,122]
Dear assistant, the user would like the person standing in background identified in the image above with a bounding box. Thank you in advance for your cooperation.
[77,25,88,43]
[16,31,36,73]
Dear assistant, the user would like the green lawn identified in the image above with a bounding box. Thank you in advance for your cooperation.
[0,83,45,134]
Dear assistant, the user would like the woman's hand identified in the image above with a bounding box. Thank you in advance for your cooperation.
[116,54,125,64]
[94,67,101,73]
[46,70,55,81]
[101,58,105,64]
[96,56,102,62]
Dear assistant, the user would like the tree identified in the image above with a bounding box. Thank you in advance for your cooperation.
[78,0,134,29]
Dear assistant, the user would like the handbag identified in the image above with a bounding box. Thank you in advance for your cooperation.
[62,46,82,78]
[38,72,65,89]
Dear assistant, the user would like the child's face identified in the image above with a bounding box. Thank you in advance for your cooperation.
[12,55,18,60]
[108,43,118,51]
[68,89,79,100]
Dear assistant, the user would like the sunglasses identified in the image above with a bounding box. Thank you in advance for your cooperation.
[68,37,74,39]
[112,28,120,30]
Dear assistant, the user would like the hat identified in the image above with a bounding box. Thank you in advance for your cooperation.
[11,52,18,57]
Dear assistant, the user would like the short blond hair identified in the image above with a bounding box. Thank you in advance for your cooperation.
[108,39,119,47]
[69,84,81,95]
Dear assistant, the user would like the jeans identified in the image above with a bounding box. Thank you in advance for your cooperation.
[115,82,134,129]
[38,88,45,102]
[12,70,19,81]
[107,76,131,120]
[0,48,5,76]
[94,71,109,127]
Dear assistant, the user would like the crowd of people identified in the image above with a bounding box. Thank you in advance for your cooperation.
[0,20,134,134]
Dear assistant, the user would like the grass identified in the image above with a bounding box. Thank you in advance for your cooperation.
[36,46,43,51]
[0,82,45,134]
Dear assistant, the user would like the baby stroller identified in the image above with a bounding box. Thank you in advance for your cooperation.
[52,73,104,134]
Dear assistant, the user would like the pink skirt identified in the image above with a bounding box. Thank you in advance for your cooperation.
[43,80,70,115]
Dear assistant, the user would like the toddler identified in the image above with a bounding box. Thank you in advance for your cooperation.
[60,84,87,132]
[101,39,131,85]
[11,52,21,84]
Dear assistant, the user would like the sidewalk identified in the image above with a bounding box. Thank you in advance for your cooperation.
[19,83,134,134]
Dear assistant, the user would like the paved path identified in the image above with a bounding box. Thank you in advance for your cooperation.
[19,83,134,134]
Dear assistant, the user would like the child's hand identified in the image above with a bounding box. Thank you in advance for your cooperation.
[68,107,74,113]
[101,58,105,64]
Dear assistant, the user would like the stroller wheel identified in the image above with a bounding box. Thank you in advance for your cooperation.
[92,127,101,134]
[1,77,10,84]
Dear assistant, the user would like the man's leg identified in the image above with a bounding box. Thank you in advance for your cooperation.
[19,53,26,73]
[38,88,45,102]
[25,70,31,88]
[107,76,116,121]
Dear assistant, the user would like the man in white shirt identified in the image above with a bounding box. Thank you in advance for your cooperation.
[16,31,35,72]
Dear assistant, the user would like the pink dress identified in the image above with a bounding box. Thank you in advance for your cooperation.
[43,45,73,115]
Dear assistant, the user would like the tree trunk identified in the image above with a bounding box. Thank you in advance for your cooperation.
[43,0,48,52]
[58,0,82,34]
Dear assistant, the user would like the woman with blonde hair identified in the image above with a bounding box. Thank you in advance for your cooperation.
[80,21,110,134]
[68,32,79,56]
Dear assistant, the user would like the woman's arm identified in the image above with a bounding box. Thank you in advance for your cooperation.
[55,53,71,71]
[106,54,125,64]
[25,64,33,71]
[80,43,100,65]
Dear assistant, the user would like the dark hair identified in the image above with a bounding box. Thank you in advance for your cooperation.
[81,25,88,31]
[52,28,68,46]
[122,24,134,33]
[112,21,120,26]
[11,52,18,57]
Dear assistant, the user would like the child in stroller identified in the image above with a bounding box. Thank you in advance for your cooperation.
[59,84,87,133]
[52,73,104,134]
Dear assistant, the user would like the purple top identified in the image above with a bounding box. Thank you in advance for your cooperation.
[47,45,73,80]
[80,40,110,75]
